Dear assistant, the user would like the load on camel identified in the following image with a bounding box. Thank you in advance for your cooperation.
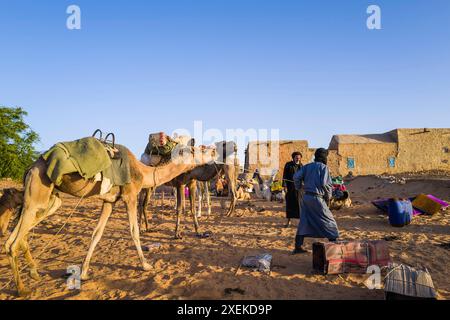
[0,131,217,297]
[139,133,238,238]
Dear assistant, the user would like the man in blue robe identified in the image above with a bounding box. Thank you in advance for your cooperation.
[292,148,340,254]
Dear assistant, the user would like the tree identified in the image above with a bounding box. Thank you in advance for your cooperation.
[0,107,40,180]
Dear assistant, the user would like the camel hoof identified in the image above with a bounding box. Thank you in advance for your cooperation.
[30,270,41,281]
[174,233,183,240]
[80,272,91,281]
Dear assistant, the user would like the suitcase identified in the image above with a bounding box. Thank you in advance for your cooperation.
[385,264,437,300]
[313,240,391,275]
[388,198,413,227]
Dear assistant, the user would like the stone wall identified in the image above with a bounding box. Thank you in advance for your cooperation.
[395,129,450,173]
[244,128,450,179]
[245,140,313,179]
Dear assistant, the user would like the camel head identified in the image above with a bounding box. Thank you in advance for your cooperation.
[0,188,24,236]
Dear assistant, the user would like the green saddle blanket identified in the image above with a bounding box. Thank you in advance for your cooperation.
[42,137,131,187]
[103,144,131,187]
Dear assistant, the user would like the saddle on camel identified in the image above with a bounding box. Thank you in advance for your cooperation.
[0,130,217,297]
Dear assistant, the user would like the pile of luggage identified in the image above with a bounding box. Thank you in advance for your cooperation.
[312,240,438,300]
[330,176,352,210]
[372,194,449,228]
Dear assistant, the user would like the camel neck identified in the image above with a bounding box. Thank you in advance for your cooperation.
[138,161,195,188]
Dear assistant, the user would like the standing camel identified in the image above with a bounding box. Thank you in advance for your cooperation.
[139,141,238,238]
[0,142,217,297]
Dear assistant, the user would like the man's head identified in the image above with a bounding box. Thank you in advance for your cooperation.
[314,148,329,165]
[292,152,302,165]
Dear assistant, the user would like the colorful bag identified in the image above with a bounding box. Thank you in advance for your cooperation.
[385,264,437,300]
[373,198,423,217]
[412,194,445,215]
[313,240,391,275]
[388,198,413,227]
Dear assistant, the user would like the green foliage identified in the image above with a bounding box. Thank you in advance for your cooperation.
[0,107,40,180]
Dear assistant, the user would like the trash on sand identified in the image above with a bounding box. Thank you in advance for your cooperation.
[377,175,407,185]
[224,288,246,295]
[241,253,273,273]
[142,243,162,252]
[196,231,213,239]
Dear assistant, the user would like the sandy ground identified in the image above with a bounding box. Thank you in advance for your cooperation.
[0,175,449,300]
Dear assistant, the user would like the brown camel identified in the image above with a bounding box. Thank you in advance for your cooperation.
[0,189,24,236]
[0,142,217,297]
[139,141,238,238]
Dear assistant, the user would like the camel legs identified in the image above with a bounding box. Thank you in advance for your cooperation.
[204,181,212,218]
[4,166,55,297]
[138,188,151,232]
[174,184,185,239]
[196,181,211,219]
[225,166,237,217]
[21,237,40,281]
[197,182,203,218]
[80,201,113,280]
[21,195,62,281]
[124,196,151,271]
[187,180,200,235]
[82,192,151,280]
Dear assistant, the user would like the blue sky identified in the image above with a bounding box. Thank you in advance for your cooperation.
[1,0,449,160]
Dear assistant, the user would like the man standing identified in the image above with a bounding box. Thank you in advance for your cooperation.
[282,152,303,228]
[292,148,340,254]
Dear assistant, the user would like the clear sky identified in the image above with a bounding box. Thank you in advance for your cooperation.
[1,0,449,161]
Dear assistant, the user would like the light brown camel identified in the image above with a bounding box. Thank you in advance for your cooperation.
[139,141,238,239]
[0,143,217,297]
[0,189,24,236]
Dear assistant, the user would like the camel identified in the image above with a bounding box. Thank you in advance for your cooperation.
[139,141,238,239]
[235,179,254,201]
[0,141,217,297]
[0,189,24,236]
[252,169,279,201]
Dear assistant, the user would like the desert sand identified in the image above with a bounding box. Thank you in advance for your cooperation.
[0,175,449,300]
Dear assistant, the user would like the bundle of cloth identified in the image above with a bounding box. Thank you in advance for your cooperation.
[270,180,285,202]
[141,132,182,166]
[332,177,347,201]
[331,176,350,202]
[372,194,449,216]
[42,137,131,195]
